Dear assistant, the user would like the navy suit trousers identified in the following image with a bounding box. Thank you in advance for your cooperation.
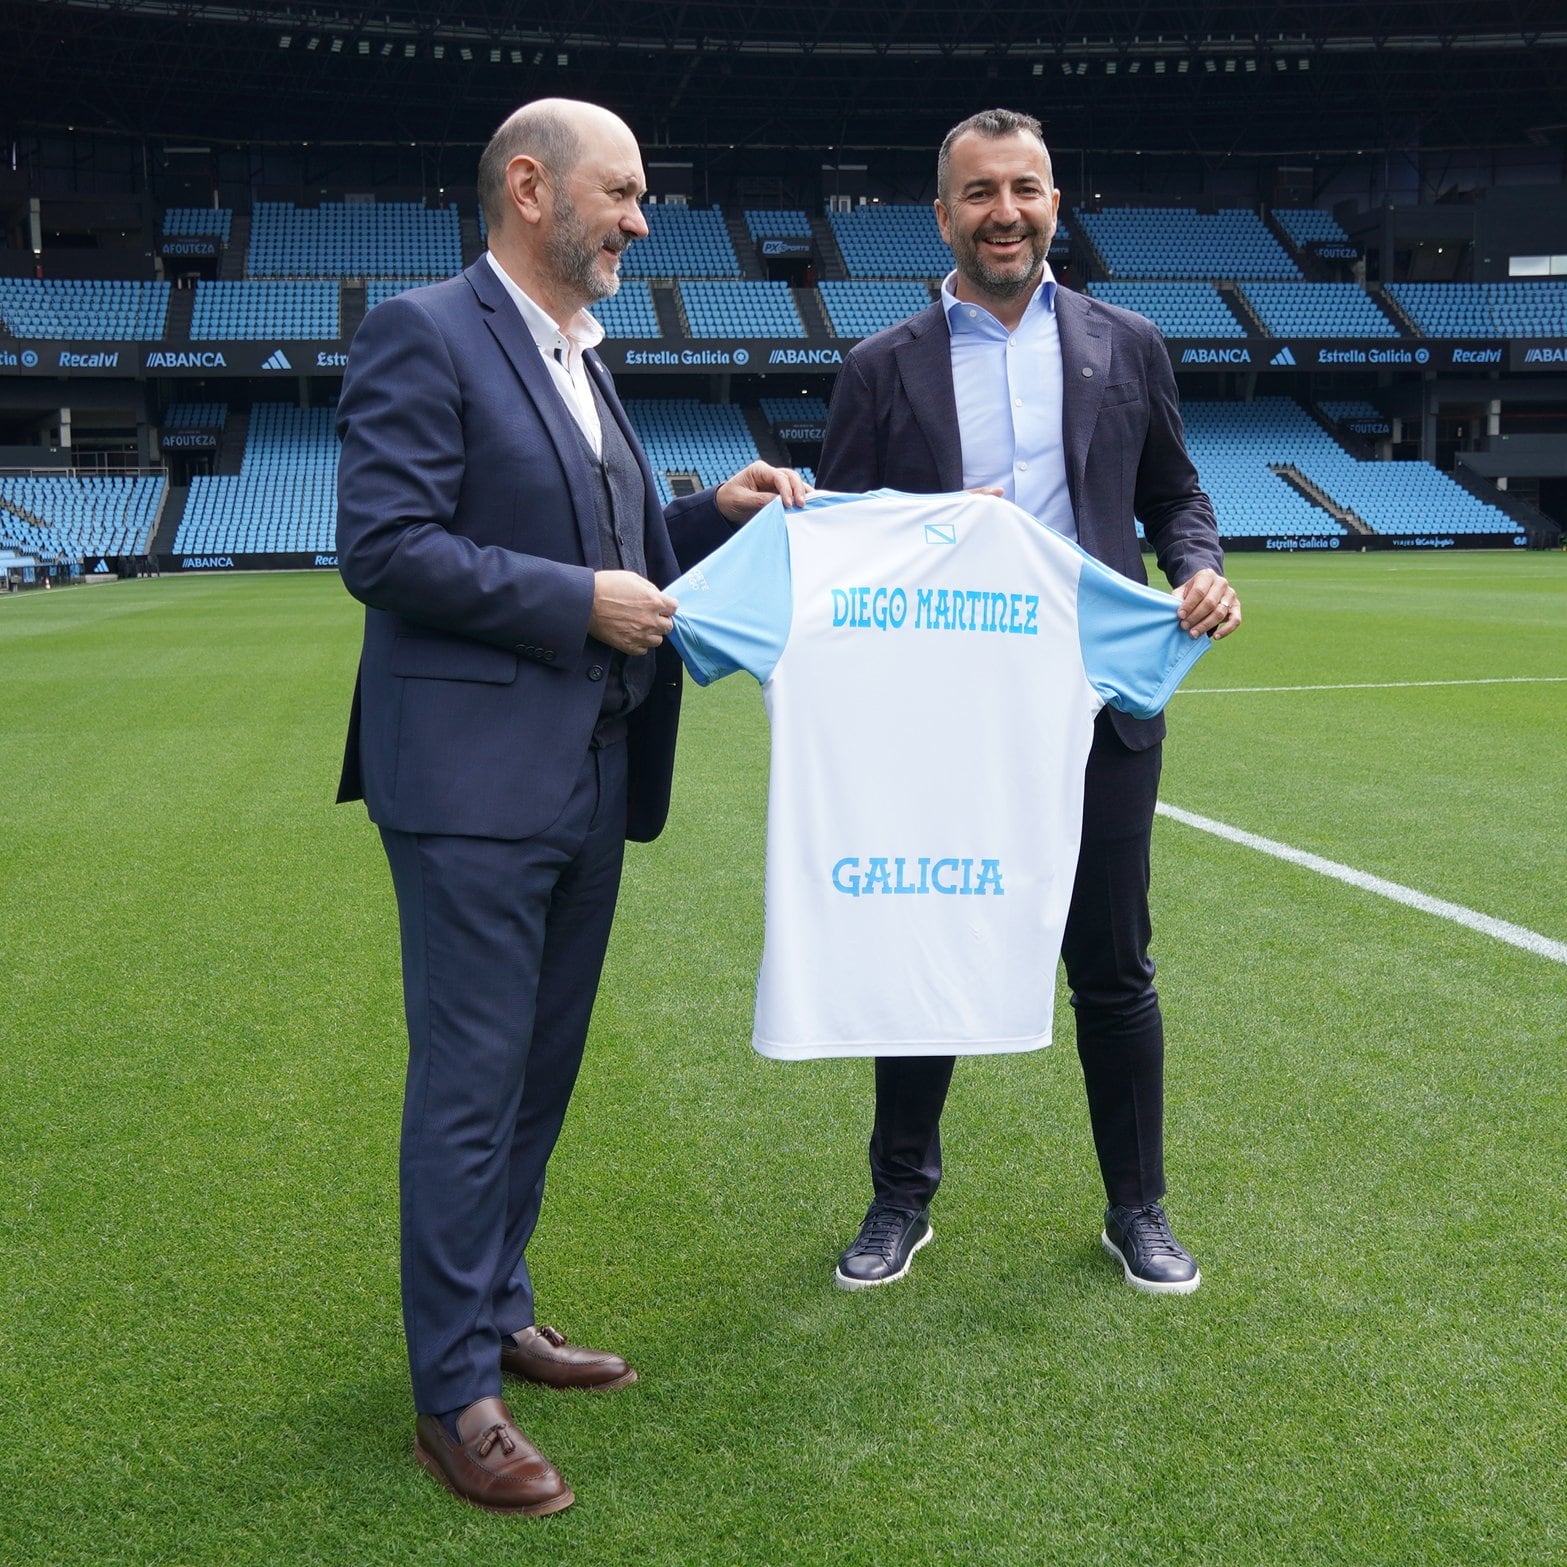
[869,709,1166,1210]
[379,740,628,1417]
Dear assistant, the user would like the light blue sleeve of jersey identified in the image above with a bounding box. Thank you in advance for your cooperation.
[1075,554,1211,718]
[667,495,795,686]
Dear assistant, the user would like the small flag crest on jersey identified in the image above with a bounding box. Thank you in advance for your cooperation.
[924,522,957,544]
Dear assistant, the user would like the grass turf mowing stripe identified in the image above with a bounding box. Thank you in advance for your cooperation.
[1175,676,1567,695]
[1158,801,1567,966]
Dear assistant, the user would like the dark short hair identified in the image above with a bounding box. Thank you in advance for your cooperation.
[936,109,1049,203]
[477,103,584,235]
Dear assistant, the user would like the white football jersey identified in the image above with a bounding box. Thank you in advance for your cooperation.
[668,489,1210,1060]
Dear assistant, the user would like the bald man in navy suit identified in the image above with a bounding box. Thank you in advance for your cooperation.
[336,98,803,1514]
[818,108,1240,1300]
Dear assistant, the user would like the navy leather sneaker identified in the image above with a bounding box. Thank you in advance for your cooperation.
[1101,1202,1201,1295]
[834,1201,933,1291]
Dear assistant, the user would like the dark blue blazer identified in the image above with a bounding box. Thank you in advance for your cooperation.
[335,258,734,841]
[817,287,1222,748]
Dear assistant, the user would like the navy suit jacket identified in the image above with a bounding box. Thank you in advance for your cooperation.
[335,257,734,841]
[817,287,1222,749]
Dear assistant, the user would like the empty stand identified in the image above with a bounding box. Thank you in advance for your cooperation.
[1385,281,1567,338]
[1086,281,1246,337]
[0,280,170,340]
[247,200,461,279]
[0,474,164,559]
[827,206,951,279]
[623,399,761,505]
[1181,398,1520,539]
[678,280,804,337]
[818,280,933,337]
[174,403,337,555]
[620,206,740,279]
[163,207,234,242]
[1238,282,1399,337]
[1077,208,1302,280]
[1271,208,1352,249]
[191,280,340,340]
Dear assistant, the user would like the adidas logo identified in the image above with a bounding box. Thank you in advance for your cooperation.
[1269,346,1297,367]
[261,349,293,371]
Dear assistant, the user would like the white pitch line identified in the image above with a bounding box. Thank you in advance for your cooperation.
[1176,676,1567,696]
[1157,802,1567,967]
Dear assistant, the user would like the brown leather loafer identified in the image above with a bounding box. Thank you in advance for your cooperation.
[413,1396,573,1515]
[500,1324,638,1391]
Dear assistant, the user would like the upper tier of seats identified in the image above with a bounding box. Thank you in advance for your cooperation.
[1272,208,1352,248]
[0,280,170,340]
[1238,282,1399,337]
[828,206,951,279]
[247,201,462,279]
[1319,398,1384,424]
[191,280,340,340]
[761,394,830,424]
[746,209,812,238]
[1078,208,1302,280]
[163,207,234,242]
[818,280,933,337]
[679,281,805,338]
[163,401,228,428]
[0,474,164,559]
[1086,281,1246,337]
[619,207,740,279]
[175,403,337,555]
[1385,282,1567,337]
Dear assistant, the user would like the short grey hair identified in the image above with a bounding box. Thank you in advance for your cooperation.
[936,108,1049,203]
[477,103,584,234]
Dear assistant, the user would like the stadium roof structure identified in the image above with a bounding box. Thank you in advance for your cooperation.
[3,0,1566,157]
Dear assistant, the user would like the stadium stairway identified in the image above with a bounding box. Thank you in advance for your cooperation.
[1069,216,1113,282]
[340,282,367,345]
[220,215,249,281]
[1262,209,1326,280]
[164,284,195,344]
[460,211,483,268]
[1270,463,1372,534]
[724,213,767,280]
[1371,283,1420,336]
[807,213,849,281]
[741,405,790,466]
[1218,281,1268,336]
[1303,400,1379,460]
[150,484,186,556]
[793,287,834,338]
[1447,462,1563,547]
[652,279,687,339]
[0,492,46,530]
[216,410,248,477]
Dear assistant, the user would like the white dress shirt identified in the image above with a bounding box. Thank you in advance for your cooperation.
[940,264,1075,542]
[484,250,605,456]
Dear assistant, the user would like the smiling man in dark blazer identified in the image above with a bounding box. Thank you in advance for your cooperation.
[817,108,1241,1300]
[336,98,802,1514]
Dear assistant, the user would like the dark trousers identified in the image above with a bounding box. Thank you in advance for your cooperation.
[379,740,628,1417]
[869,711,1166,1211]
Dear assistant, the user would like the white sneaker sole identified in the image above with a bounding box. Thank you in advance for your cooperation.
[833,1223,933,1291]
[1101,1230,1202,1295]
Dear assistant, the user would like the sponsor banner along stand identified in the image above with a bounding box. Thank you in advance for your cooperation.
[1221,533,1528,553]
[595,340,847,373]
[160,552,340,573]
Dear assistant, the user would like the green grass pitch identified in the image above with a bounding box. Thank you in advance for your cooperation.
[1,551,1564,1566]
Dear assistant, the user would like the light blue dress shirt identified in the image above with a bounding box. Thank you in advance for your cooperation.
[941,265,1076,542]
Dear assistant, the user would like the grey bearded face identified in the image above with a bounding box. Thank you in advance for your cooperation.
[544,183,626,304]
[949,212,1052,301]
